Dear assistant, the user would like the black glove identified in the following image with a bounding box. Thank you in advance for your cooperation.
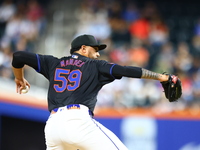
[161,74,182,102]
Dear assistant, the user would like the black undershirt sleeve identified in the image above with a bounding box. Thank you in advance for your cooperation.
[112,64,142,78]
[12,51,38,70]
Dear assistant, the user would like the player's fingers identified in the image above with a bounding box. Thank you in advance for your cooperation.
[17,84,21,94]
[17,82,25,94]
[171,75,178,84]
[16,84,18,93]
[26,82,31,89]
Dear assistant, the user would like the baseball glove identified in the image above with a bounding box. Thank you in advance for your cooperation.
[161,74,182,102]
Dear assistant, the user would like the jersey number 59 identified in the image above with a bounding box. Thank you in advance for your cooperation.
[54,68,82,92]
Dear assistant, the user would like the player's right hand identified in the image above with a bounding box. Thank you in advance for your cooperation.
[15,78,30,94]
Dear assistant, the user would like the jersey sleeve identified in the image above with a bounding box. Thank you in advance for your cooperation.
[12,51,39,70]
[97,60,122,80]
[37,54,59,79]
[97,60,142,79]
[12,51,58,80]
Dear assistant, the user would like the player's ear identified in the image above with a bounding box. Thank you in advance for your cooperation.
[81,45,87,53]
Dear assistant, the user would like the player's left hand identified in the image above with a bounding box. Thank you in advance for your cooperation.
[160,74,182,102]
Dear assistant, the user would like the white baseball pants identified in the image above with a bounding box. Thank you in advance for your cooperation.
[44,104,128,150]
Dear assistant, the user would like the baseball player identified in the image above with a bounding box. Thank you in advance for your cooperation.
[12,34,172,150]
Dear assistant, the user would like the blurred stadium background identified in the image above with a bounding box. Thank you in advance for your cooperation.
[0,0,200,149]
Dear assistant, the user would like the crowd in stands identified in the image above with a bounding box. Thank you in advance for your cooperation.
[0,0,46,79]
[74,0,200,111]
[0,0,200,112]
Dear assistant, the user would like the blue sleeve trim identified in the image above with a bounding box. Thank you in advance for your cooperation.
[36,54,41,72]
[110,64,116,79]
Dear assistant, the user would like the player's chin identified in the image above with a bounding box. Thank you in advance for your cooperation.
[92,57,98,60]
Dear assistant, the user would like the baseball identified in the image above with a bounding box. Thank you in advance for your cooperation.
[21,85,29,94]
